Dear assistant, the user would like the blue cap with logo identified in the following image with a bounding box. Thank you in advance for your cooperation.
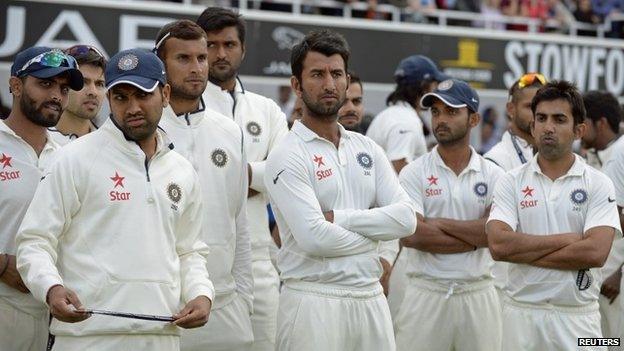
[105,49,166,92]
[420,78,480,112]
[394,55,448,85]
[11,46,84,90]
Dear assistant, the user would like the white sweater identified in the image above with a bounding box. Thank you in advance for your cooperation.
[16,118,214,336]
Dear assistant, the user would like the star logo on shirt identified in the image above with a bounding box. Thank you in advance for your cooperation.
[0,153,12,168]
[427,175,438,186]
[522,186,534,198]
[313,155,325,168]
[110,171,125,188]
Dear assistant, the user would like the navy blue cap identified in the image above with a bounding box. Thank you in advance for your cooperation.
[105,49,166,92]
[11,46,84,90]
[420,79,480,112]
[394,55,448,85]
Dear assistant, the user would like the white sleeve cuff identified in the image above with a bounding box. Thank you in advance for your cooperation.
[249,161,267,193]
[37,276,64,305]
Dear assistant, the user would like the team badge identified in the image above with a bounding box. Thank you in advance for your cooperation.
[167,183,182,204]
[211,149,228,168]
[356,152,373,170]
[118,54,138,71]
[246,122,262,136]
[438,79,453,90]
[576,269,592,291]
[570,189,588,205]
[474,182,488,197]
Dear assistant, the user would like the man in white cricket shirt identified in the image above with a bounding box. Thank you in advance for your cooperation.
[484,72,545,298]
[0,46,83,351]
[487,80,621,351]
[196,9,289,350]
[265,29,416,351]
[155,20,254,351]
[15,48,214,351]
[395,78,504,351]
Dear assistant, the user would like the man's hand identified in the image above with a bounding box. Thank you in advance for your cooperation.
[0,255,29,293]
[47,285,90,323]
[379,257,392,296]
[323,211,334,223]
[271,225,282,248]
[174,296,212,329]
[601,270,622,304]
[247,164,259,198]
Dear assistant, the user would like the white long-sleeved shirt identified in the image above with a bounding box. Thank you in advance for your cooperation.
[203,80,288,255]
[0,120,59,317]
[264,120,416,288]
[159,102,253,310]
[16,118,214,336]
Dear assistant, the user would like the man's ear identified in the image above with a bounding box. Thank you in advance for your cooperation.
[291,76,302,98]
[9,77,23,98]
[161,84,171,108]
[469,112,481,128]
[574,122,586,140]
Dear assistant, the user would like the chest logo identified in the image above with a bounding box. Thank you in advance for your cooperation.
[0,153,12,168]
[474,182,488,197]
[313,155,325,168]
[570,189,588,205]
[167,183,182,204]
[520,185,538,209]
[109,171,130,201]
[246,122,262,137]
[0,153,20,182]
[426,175,442,197]
[427,175,438,186]
[313,155,333,181]
[356,152,373,171]
[211,149,228,168]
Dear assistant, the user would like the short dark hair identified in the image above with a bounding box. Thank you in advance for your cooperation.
[386,79,433,107]
[196,7,246,45]
[290,29,350,82]
[583,90,622,133]
[531,80,586,126]
[348,70,362,90]
[64,46,107,70]
[155,20,207,60]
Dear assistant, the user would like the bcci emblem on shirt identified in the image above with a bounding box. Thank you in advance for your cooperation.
[167,182,182,211]
[246,121,262,142]
[356,152,373,176]
[211,149,228,168]
[473,182,487,204]
[570,189,587,212]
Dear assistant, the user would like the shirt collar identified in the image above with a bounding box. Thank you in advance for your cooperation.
[291,119,351,143]
[206,77,245,95]
[1,119,59,149]
[431,145,482,174]
[103,117,173,156]
[528,153,586,177]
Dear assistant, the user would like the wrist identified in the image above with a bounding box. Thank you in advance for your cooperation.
[46,284,63,304]
[0,254,10,278]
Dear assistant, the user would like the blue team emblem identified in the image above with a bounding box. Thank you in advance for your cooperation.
[474,182,488,197]
[356,152,373,170]
[570,189,588,205]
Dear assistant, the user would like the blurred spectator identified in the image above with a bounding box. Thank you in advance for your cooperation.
[0,95,9,120]
[475,0,507,29]
[545,0,575,32]
[277,85,295,117]
[401,0,437,23]
[575,0,602,35]
[288,97,303,129]
[479,106,500,154]
[592,0,624,37]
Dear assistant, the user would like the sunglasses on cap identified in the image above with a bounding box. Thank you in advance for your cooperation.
[518,73,547,88]
[65,45,107,62]
[15,49,77,77]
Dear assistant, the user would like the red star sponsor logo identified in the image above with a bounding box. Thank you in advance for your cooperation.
[522,186,534,198]
[313,155,325,168]
[110,171,125,188]
[427,175,438,186]
[0,153,12,169]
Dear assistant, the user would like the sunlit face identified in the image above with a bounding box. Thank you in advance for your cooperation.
[205,26,244,85]
[108,84,170,141]
[338,81,364,131]
[66,64,105,120]
[17,75,71,127]
[532,98,584,160]
[508,87,538,135]
[430,98,477,145]
[163,37,209,101]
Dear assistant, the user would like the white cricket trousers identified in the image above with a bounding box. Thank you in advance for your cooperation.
[387,250,408,319]
[394,277,502,351]
[251,250,280,351]
[502,297,604,351]
[276,281,395,351]
[0,298,48,351]
[180,293,253,351]
[52,334,179,351]
[599,294,622,350]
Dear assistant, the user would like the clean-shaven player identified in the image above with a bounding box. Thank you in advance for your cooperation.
[483,72,545,297]
[487,80,621,351]
[155,20,254,351]
[265,29,416,351]
[0,46,83,351]
[196,9,289,350]
[395,79,504,351]
[48,45,107,145]
[15,48,214,351]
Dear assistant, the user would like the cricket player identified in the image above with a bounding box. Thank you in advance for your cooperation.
[0,46,83,351]
[265,29,416,351]
[337,71,364,133]
[487,80,621,351]
[48,45,107,145]
[395,79,504,351]
[196,8,289,350]
[155,20,254,351]
[483,72,545,295]
[15,48,214,351]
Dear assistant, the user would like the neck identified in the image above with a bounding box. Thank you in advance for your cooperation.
[169,97,201,115]
[56,111,92,137]
[4,110,48,156]
[595,131,618,151]
[138,133,158,161]
[301,114,341,148]
[509,123,534,145]
[437,141,472,175]
[537,151,575,181]
[211,77,237,93]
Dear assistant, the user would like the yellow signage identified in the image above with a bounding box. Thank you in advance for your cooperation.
[442,39,494,69]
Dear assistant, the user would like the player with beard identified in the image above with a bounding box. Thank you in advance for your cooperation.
[395,79,504,351]
[337,71,364,133]
[155,20,254,351]
[0,46,83,351]
[16,48,214,351]
[196,8,289,351]
[49,45,107,145]
[265,29,416,351]
[487,81,621,350]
